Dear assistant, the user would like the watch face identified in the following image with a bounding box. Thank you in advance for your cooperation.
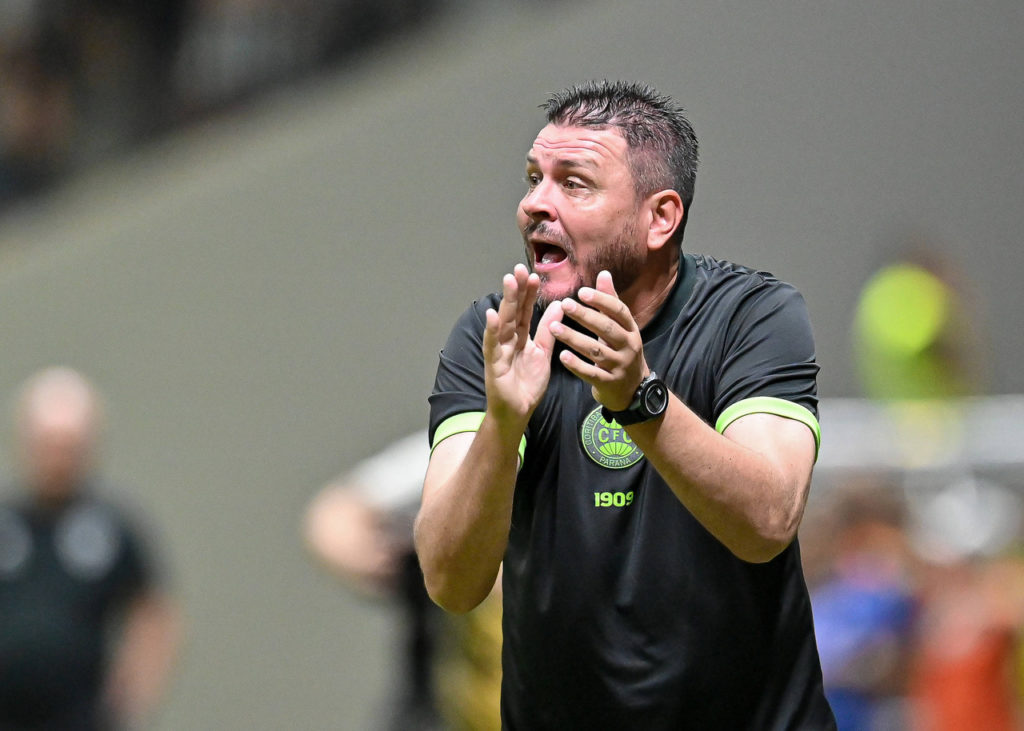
[643,381,668,415]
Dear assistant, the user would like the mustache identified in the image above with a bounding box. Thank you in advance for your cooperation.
[523,221,574,251]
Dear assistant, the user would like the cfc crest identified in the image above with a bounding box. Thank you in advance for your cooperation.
[580,407,644,469]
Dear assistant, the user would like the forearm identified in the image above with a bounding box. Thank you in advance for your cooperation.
[419,265,560,610]
[105,593,181,727]
[414,415,522,612]
[628,396,811,563]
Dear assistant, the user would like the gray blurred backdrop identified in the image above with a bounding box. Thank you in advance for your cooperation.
[0,1,1020,728]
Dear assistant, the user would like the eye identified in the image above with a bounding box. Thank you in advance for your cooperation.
[525,173,541,188]
[563,178,586,191]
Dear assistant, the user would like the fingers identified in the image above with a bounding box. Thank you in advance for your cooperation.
[495,271,520,339]
[547,270,645,400]
[516,267,540,338]
[533,300,563,355]
[489,264,538,352]
[572,273,635,343]
[552,324,630,390]
[551,315,614,365]
[557,272,637,351]
[483,307,502,365]
[484,271,520,363]
[557,345,615,385]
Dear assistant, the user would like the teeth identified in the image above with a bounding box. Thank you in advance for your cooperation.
[541,252,556,264]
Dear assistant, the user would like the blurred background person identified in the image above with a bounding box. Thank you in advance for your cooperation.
[903,473,1024,731]
[0,367,181,731]
[303,430,501,731]
[827,240,1024,729]
[304,430,441,730]
[806,482,919,731]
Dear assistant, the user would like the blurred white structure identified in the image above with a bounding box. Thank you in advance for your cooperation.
[815,396,1024,561]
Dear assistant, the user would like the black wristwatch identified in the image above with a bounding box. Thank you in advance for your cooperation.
[601,372,669,426]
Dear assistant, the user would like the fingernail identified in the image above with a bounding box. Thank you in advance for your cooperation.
[579,288,594,301]
[561,299,576,312]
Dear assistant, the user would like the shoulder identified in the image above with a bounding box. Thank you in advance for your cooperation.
[73,490,164,556]
[439,292,508,366]
[52,494,153,580]
[443,293,502,342]
[68,493,143,541]
[460,292,503,323]
[690,253,807,314]
[692,253,790,290]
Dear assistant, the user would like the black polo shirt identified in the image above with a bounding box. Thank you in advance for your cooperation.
[0,489,155,729]
[429,253,835,730]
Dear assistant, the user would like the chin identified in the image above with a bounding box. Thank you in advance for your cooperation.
[537,279,582,309]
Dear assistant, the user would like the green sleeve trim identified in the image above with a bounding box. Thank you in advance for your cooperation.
[432,412,527,465]
[715,397,821,458]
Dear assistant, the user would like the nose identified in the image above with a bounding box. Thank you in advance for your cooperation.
[520,181,556,222]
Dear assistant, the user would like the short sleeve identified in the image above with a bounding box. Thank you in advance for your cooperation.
[713,280,819,423]
[428,297,496,445]
[104,501,162,604]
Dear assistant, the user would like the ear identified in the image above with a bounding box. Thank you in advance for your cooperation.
[645,190,684,251]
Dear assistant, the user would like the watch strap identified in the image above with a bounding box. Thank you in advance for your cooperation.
[601,372,666,426]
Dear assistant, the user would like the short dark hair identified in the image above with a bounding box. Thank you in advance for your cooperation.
[542,80,699,233]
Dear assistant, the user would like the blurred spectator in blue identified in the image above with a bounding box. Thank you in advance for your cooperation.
[0,367,181,730]
[809,484,918,730]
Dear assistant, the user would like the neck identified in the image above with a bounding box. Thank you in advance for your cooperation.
[625,255,679,330]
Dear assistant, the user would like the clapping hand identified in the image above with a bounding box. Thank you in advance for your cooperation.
[483,264,564,429]
[548,270,649,412]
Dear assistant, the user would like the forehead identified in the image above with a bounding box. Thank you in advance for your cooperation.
[526,123,629,167]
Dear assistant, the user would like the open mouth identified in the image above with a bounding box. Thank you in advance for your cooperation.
[533,241,568,267]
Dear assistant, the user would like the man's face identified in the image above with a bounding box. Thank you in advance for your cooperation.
[518,124,648,306]
[20,396,94,503]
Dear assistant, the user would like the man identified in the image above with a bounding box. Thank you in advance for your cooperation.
[0,367,180,730]
[304,431,445,730]
[415,81,835,729]
[304,431,502,731]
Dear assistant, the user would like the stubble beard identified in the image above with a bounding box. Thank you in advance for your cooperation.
[528,221,646,310]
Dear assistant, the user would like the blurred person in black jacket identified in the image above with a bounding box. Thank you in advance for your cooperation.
[0,367,181,730]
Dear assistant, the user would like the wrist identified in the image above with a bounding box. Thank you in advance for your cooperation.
[601,372,669,426]
[481,409,529,452]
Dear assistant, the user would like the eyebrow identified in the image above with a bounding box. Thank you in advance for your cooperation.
[524,153,599,171]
